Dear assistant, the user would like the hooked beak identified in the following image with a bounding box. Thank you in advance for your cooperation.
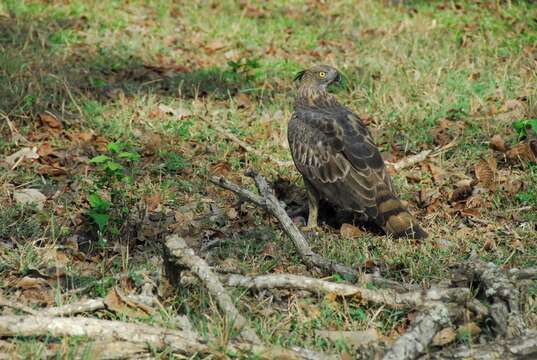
[335,72,342,83]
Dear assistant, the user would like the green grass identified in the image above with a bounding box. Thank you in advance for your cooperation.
[0,0,536,356]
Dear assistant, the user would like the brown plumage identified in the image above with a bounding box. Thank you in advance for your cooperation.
[288,65,427,239]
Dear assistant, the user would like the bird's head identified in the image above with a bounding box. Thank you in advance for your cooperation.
[294,65,341,90]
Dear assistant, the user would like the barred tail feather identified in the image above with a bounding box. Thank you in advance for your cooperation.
[375,186,428,239]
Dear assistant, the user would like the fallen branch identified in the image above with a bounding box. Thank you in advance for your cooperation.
[430,331,537,359]
[164,235,261,344]
[390,150,432,172]
[222,273,471,309]
[383,302,451,360]
[389,139,458,172]
[43,299,106,317]
[210,172,412,291]
[0,296,38,315]
[0,315,333,360]
[458,260,525,337]
[0,315,205,354]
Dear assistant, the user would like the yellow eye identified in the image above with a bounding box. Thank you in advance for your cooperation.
[319,71,327,78]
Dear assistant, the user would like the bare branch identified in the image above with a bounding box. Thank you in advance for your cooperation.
[164,235,262,344]
[458,260,525,337]
[211,170,416,290]
[430,331,537,359]
[383,302,451,360]
[222,273,471,309]
[0,315,333,360]
[43,299,106,317]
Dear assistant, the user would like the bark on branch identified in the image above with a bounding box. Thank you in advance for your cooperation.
[222,273,471,309]
[458,260,525,337]
[430,331,537,359]
[0,315,333,359]
[210,171,413,291]
[164,234,261,344]
[383,302,451,360]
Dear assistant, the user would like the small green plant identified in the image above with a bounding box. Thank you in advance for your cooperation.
[513,118,537,138]
[224,58,262,84]
[88,142,140,245]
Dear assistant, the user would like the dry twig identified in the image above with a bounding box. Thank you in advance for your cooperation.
[164,235,261,344]
[43,299,106,317]
[210,171,412,291]
[222,273,470,309]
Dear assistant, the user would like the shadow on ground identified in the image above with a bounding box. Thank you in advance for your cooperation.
[0,12,249,127]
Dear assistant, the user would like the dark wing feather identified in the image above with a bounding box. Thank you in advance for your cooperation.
[288,107,392,219]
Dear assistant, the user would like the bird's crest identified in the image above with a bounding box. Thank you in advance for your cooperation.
[294,70,306,82]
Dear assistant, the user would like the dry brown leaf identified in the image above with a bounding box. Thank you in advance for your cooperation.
[15,276,49,289]
[39,113,62,129]
[489,134,507,152]
[457,322,481,337]
[325,292,338,303]
[451,185,473,202]
[474,160,494,189]
[340,223,363,238]
[260,242,278,258]
[144,193,161,212]
[432,327,456,346]
[460,207,481,218]
[508,142,536,162]
[431,119,453,146]
[428,163,446,184]
[211,161,231,176]
[104,288,149,318]
[234,93,251,108]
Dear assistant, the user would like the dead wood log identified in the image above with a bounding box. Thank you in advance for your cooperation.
[164,234,261,344]
[430,331,537,360]
[0,315,205,355]
[222,273,471,309]
[458,260,525,337]
[383,302,451,360]
[210,171,414,291]
[0,315,333,359]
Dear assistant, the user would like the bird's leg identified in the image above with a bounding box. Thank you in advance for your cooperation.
[304,180,320,230]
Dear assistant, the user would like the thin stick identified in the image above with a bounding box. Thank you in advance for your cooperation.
[210,173,414,291]
[390,150,432,171]
[165,235,261,344]
[221,273,471,309]
[43,299,106,317]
